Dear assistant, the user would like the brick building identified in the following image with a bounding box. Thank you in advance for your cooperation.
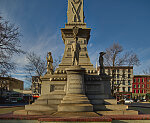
[132,75,150,100]
[98,66,133,100]
[147,77,150,94]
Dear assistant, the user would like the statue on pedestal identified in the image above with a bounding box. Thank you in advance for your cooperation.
[46,52,53,74]
[71,26,81,66]
[99,52,106,75]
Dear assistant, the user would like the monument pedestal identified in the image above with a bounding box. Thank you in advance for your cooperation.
[58,66,93,112]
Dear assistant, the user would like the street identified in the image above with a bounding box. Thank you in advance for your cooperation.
[126,102,150,114]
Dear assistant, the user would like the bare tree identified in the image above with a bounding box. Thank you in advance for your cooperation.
[0,16,24,76]
[104,42,123,67]
[104,42,140,67]
[103,42,140,97]
[24,52,47,84]
[143,67,150,75]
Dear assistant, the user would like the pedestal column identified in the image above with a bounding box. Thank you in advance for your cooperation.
[58,66,93,112]
[66,66,85,94]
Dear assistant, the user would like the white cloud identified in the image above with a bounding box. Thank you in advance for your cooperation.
[89,43,93,48]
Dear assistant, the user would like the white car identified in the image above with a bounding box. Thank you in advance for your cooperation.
[124,99,133,103]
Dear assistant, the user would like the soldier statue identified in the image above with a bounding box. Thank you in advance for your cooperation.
[46,52,53,74]
[99,52,106,75]
[71,26,81,66]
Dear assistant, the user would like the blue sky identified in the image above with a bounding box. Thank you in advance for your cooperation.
[0,0,150,87]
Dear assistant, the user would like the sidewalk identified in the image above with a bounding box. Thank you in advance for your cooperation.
[0,113,150,122]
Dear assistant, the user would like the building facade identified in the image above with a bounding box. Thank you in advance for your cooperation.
[0,77,23,103]
[147,77,150,94]
[98,66,133,100]
[132,75,150,100]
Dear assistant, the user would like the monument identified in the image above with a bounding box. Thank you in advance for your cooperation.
[14,0,138,116]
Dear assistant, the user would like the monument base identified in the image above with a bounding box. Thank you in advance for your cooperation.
[58,94,93,112]
[51,112,100,118]
[58,66,93,112]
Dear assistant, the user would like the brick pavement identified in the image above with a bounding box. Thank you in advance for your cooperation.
[0,113,150,122]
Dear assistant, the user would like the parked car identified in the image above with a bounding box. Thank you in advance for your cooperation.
[10,98,17,103]
[141,99,147,102]
[124,99,133,103]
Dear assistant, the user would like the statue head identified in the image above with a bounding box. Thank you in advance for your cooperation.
[100,52,106,56]
[48,52,51,56]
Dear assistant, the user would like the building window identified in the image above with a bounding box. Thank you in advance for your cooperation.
[134,79,136,82]
[128,80,131,85]
[122,87,125,92]
[117,69,119,73]
[134,85,136,88]
[108,69,110,75]
[128,74,130,78]
[138,85,140,88]
[138,79,140,83]
[122,80,125,85]
[117,80,120,85]
[117,74,119,78]
[138,90,140,93]
[117,88,119,92]
[112,74,116,78]
[128,69,131,73]
[142,85,144,88]
[122,74,125,78]
[142,90,144,93]
[142,78,144,83]
[134,90,136,93]
[128,87,131,92]
[112,69,116,73]
[122,69,125,74]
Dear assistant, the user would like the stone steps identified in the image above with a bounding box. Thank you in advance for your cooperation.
[93,104,128,111]
[104,99,117,105]
[58,104,93,112]
[87,94,110,100]
[63,96,89,100]
[90,99,104,105]
[39,94,65,100]
[25,104,58,111]
[34,99,62,105]
[61,100,90,104]
[97,110,138,115]
[13,110,56,115]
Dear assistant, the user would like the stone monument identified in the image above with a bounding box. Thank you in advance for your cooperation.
[14,0,138,116]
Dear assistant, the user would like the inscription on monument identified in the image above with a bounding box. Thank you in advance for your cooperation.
[71,0,81,22]
[50,84,64,92]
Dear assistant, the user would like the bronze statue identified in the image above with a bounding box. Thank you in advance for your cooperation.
[99,52,106,75]
[46,52,53,74]
[71,26,81,66]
